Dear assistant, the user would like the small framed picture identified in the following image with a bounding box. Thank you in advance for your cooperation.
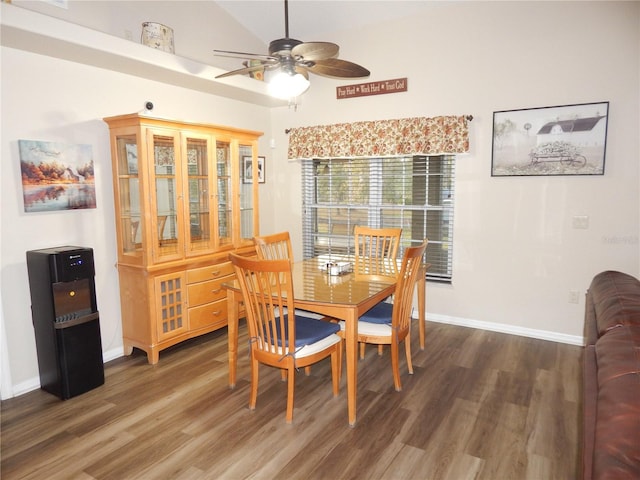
[243,156,265,183]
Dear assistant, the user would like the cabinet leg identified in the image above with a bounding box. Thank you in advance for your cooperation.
[148,349,159,365]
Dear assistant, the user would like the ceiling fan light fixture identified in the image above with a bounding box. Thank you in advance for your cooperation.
[268,70,310,100]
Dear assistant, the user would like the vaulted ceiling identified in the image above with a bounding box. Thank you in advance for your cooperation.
[215,1,435,45]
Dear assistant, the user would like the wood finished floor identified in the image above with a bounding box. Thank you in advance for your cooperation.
[1,321,582,480]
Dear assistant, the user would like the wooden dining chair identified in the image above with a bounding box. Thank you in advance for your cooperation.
[340,240,428,391]
[254,231,294,264]
[354,226,402,358]
[229,253,342,423]
[254,232,323,316]
[354,226,402,280]
[254,231,321,376]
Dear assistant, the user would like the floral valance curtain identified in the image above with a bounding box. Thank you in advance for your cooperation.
[287,115,470,159]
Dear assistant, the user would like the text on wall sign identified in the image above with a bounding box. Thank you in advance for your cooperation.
[336,78,408,100]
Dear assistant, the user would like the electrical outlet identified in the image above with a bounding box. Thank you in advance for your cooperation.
[572,215,589,229]
[569,290,580,304]
[124,29,133,41]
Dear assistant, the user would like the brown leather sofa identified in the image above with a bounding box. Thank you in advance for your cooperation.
[583,270,640,479]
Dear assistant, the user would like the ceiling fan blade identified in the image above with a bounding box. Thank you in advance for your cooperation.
[305,58,370,78]
[213,49,277,62]
[215,64,266,79]
[291,42,339,61]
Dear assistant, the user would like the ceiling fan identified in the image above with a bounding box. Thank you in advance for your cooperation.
[213,0,370,98]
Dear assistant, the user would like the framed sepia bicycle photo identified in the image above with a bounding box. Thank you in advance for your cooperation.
[491,101,609,176]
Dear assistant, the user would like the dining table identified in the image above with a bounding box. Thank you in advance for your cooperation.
[224,255,427,426]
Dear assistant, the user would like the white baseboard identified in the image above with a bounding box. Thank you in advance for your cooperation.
[425,313,584,346]
[5,346,125,400]
[103,346,125,363]
[8,378,40,399]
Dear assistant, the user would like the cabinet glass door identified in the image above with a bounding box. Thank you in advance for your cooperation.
[151,131,183,262]
[115,134,142,259]
[216,141,232,247]
[239,144,255,240]
[184,134,213,255]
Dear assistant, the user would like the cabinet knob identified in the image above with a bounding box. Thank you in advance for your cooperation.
[212,310,222,316]
[211,270,221,277]
[211,288,222,294]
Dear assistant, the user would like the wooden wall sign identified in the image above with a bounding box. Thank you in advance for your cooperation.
[336,77,408,100]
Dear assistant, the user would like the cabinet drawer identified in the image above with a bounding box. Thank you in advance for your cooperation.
[189,299,228,331]
[188,278,229,307]
[187,262,234,284]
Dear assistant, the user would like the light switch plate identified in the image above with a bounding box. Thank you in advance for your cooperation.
[569,290,580,304]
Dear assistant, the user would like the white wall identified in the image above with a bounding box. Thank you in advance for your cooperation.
[264,1,640,342]
[10,0,265,72]
[1,1,638,398]
[0,3,272,397]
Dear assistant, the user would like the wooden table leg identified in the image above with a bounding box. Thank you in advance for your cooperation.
[345,308,358,426]
[227,289,239,388]
[418,273,426,350]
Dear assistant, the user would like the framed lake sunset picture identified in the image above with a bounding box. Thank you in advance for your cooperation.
[19,139,97,212]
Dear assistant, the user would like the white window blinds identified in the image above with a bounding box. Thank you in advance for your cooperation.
[301,155,455,282]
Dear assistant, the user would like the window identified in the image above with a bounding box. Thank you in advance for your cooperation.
[301,155,455,282]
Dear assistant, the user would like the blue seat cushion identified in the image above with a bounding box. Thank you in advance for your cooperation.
[360,302,393,325]
[274,314,340,348]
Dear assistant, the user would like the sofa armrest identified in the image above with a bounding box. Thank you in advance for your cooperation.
[587,271,640,338]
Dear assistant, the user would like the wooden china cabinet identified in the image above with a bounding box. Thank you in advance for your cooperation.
[103,113,262,363]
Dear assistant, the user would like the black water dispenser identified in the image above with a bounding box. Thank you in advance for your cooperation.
[26,246,105,399]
